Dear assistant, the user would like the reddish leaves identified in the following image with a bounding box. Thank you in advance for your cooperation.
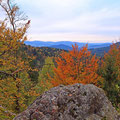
[50,44,101,86]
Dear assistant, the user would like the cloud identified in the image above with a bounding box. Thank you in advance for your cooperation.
[12,0,120,42]
[29,7,120,34]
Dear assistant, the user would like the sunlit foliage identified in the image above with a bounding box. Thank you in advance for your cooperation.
[50,44,101,86]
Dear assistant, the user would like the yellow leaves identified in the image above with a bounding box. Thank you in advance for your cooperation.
[0,0,39,114]
[16,78,22,83]
[29,89,39,97]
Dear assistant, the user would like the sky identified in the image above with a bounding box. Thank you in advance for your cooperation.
[3,0,120,42]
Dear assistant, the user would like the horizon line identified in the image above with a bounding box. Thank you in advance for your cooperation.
[25,40,114,43]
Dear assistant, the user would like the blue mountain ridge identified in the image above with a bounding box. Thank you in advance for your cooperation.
[25,41,112,50]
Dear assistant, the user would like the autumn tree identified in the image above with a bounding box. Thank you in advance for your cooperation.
[49,44,101,86]
[100,43,120,107]
[0,0,38,115]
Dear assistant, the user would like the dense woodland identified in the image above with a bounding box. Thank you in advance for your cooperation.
[0,0,120,119]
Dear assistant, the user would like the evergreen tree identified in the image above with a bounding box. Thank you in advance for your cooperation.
[100,43,120,107]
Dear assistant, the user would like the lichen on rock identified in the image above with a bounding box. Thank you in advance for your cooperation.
[14,83,120,120]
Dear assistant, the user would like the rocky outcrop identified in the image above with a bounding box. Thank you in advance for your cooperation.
[14,84,120,120]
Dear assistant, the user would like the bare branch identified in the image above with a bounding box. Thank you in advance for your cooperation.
[0,70,16,80]
[11,68,25,75]
[0,51,6,57]
[0,0,29,32]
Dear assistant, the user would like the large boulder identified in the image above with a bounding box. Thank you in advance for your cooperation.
[14,84,120,120]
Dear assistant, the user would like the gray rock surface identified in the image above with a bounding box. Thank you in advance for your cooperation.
[14,84,120,120]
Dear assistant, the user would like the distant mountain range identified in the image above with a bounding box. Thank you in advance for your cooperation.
[90,42,120,56]
[25,41,112,50]
[24,41,120,56]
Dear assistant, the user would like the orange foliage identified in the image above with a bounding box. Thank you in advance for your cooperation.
[50,44,101,86]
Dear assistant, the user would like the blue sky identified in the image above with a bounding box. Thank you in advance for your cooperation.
[15,0,120,42]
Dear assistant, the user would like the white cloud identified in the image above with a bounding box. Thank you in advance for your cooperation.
[29,7,120,34]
